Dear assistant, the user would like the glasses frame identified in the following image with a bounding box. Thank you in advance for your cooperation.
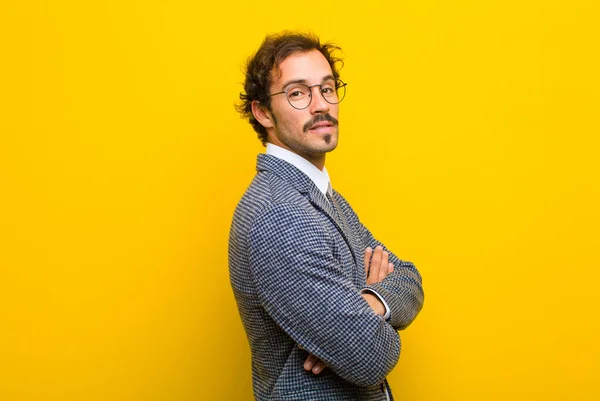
[262,79,347,110]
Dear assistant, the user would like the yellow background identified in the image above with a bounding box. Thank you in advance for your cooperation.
[1,1,599,400]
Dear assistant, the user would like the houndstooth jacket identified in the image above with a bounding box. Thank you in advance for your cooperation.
[229,154,424,401]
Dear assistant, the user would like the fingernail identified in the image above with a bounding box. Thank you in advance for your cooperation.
[304,361,313,370]
[313,366,321,374]
[366,247,372,252]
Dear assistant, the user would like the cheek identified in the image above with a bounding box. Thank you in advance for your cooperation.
[284,113,309,131]
[330,105,340,117]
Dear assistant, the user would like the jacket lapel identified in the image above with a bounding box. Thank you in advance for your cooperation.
[256,154,357,264]
[305,187,357,264]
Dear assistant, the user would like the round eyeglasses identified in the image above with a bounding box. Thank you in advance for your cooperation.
[263,79,347,110]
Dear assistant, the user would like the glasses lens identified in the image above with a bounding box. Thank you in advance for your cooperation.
[319,80,337,104]
[286,84,311,109]
[333,80,346,104]
[321,80,346,105]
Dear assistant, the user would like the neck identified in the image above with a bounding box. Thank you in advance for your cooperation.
[267,138,326,171]
[307,155,326,171]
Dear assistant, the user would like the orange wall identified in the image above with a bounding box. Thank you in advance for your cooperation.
[1,1,599,400]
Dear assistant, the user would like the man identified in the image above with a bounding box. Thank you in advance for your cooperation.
[229,31,424,401]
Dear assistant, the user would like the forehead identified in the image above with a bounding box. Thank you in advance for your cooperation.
[271,50,333,88]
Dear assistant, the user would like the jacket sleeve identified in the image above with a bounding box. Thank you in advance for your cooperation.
[248,202,400,387]
[360,223,425,330]
[333,192,425,331]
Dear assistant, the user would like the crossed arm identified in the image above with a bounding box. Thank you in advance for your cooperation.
[248,202,423,386]
[304,245,395,375]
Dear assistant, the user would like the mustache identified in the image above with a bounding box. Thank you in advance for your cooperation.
[303,114,338,133]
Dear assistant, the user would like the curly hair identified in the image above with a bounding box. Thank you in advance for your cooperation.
[236,31,344,146]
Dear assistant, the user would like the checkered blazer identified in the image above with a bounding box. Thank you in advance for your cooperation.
[229,154,424,401]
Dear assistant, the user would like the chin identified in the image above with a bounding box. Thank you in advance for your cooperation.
[302,134,338,154]
[322,134,338,149]
[314,141,337,154]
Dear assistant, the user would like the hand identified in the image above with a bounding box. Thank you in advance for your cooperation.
[362,246,393,315]
[364,246,394,284]
[303,351,326,375]
[298,345,327,375]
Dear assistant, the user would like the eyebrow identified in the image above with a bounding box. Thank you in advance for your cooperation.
[280,75,336,90]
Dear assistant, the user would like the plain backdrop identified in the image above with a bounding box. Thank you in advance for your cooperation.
[1,1,599,400]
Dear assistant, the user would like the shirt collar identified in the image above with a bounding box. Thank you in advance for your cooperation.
[265,143,331,196]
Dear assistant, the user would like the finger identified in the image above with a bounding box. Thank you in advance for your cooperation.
[388,262,394,274]
[304,354,318,371]
[368,246,383,284]
[363,247,373,278]
[378,251,389,282]
[312,360,326,374]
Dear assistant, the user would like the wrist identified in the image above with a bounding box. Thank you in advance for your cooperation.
[361,293,385,316]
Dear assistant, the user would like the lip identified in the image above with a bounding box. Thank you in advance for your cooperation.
[308,124,335,134]
[308,122,334,131]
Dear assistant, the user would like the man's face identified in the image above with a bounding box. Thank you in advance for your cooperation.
[265,50,340,163]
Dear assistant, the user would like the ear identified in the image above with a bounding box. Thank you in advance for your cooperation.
[251,100,275,129]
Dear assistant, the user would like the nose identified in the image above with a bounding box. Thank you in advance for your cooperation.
[309,86,330,114]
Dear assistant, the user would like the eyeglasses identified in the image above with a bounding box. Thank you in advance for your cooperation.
[263,79,347,110]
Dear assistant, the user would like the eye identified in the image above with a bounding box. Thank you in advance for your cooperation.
[287,86,308,99]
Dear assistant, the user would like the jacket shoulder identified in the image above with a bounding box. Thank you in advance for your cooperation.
[230,171,313,234]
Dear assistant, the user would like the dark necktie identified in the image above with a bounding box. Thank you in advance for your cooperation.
[326,182,342,220]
